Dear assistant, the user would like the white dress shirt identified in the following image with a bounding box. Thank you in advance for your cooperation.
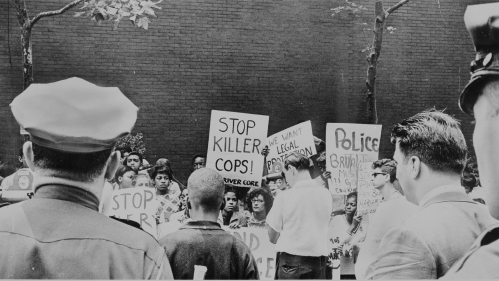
[266,179,332,256]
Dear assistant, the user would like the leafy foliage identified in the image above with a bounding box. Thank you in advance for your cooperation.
[331,0,367,16]
[74,0,162,30]
[116,133,147,154]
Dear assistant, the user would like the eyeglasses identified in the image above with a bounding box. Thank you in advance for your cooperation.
[128,158,139,162]
[251,199,264,204]
[371,172,387,178]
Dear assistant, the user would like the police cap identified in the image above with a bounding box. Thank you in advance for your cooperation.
[10,77,138,153]
[460,3,499,115]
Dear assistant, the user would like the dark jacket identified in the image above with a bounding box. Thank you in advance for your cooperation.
[0,184,173,279]
[159,220,260,280]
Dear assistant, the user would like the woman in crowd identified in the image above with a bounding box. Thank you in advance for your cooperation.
[221,185,247,228]
[243,188,273,228]
[156,158,186,189]
[151,165,181,198]
[328,191,363,280]
[151,165,182,224]
[115,166,137,190]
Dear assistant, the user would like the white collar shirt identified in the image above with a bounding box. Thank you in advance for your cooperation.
[266,179,332,256]
[418,185,466,207]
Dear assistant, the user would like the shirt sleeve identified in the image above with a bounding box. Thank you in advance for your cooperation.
[369,225,435,279]
[265,193,283,232]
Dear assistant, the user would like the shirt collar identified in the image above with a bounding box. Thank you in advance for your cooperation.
[291,179,317,189]
[419,185,466,206]
[34,184,100,211]
[383,190,402,202]
[181,220,223,230]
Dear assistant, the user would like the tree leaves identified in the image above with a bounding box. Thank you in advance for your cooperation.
[331,0,367,16]
[75,0,162,30]
[386,26,397,33]
[116,133,147,155]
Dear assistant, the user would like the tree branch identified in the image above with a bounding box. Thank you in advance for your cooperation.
[13,0,29,27]
[386,0,409,16]
[29,0,85,28]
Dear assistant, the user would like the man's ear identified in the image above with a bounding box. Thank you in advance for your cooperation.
[105,151,120,181]
[409,156,421,179]
[23,142,35,172]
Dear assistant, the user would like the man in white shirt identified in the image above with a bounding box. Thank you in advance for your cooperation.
[355,159,417,279]
[369,110,496,279]
[266,151,332,279]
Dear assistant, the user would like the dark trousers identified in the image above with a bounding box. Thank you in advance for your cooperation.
[275,252,327,279]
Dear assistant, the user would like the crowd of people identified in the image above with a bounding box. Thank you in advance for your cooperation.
[0,2,499,280]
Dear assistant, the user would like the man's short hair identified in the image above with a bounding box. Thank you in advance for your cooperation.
[191,154,206,164]
[284,151,312,171]
[188,168,224,210]
[32,143,112,182]
[150,165,172,180]
[18,147,23,158]
[0,162,18,178]
[126,151,143,164]
[390,109,468,175]
[372,159,397,183]
[115,165,137,182]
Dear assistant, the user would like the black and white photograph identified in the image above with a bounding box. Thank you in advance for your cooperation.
[1,0,499,279]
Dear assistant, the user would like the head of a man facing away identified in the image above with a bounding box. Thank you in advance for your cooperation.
[390,109,468,205]
[187,168,225,221]
[10,77,138,200]
[282,151,313,188]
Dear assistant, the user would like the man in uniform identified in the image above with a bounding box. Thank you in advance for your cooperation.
[442,3,499,278]
[0,77,173,279]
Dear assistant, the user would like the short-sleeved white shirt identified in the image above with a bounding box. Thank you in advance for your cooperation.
[266,179,332,256]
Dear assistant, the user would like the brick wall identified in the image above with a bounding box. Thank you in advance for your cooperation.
[0,0,491,182]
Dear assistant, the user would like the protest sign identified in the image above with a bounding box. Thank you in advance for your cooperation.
[108,187,158,239]
[266,121,317,170]
[326,124,382,195]
[207,110,269,188]
[224,227,276,280]
[356,161,383,216]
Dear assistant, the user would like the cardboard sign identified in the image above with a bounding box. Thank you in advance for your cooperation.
[206,110,269,188]
[325,124,382,195]
[108,188,158,239]
[224,227,276,280]
[356,162,383,216]
[266,121,317,170]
